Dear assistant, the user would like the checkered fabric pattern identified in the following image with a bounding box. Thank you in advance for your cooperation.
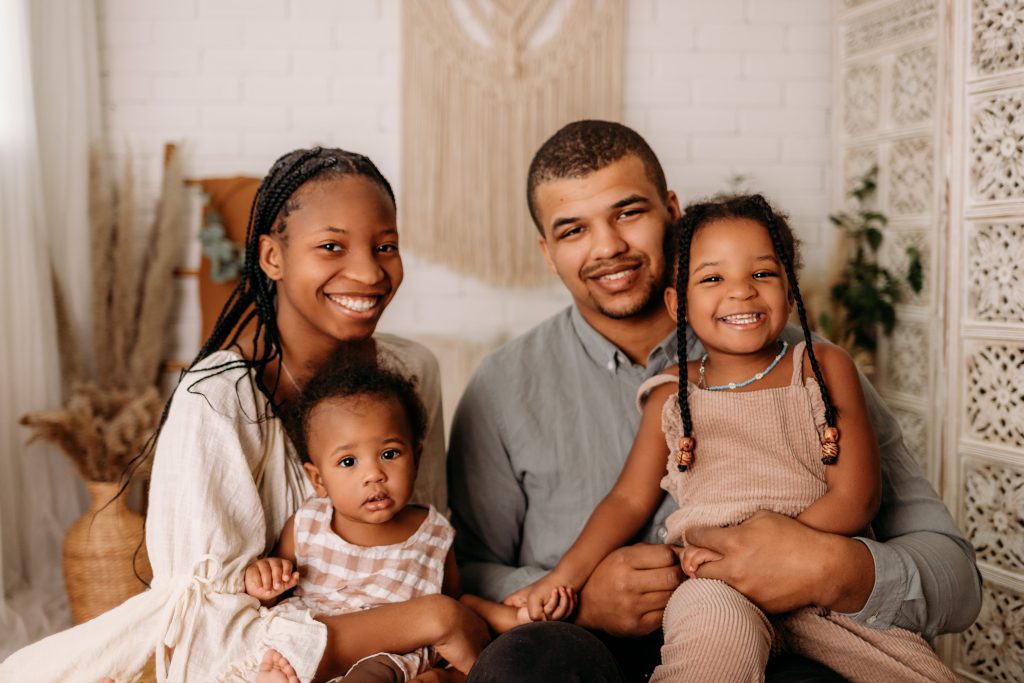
[292,497,454,616]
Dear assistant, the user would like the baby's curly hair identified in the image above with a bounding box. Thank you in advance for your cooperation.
[284,356,427,466]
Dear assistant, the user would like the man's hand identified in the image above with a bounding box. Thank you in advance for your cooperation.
[243,557,299,603]
[574,543,683,637]
[686,510,875,614]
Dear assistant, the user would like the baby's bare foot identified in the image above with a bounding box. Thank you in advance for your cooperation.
[256,649,300,683]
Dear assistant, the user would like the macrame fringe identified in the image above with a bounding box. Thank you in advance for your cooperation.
[401,0,625,288]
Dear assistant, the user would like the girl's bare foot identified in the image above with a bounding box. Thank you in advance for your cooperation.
[256,649,300,683]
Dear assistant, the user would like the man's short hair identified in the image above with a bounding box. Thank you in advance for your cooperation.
[526,120,668,233]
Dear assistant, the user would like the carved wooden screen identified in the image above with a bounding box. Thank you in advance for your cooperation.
[835,0,1024,678]
[834,0,944,483]
[946,0,1024,678]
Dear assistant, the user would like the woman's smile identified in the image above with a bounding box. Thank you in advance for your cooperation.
[326,293,386,317]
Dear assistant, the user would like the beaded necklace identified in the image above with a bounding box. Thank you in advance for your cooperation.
[698,340,789,391]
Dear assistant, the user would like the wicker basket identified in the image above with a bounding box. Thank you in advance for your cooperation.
[63,480,153,624]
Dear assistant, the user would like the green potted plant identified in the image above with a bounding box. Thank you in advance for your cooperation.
[819,166,923,372]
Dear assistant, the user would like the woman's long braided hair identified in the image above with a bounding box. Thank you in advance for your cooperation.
[121,147,394,583]
[124,147,396,483]
[671,194,839,472]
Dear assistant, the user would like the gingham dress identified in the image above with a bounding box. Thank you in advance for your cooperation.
[286,497,455,679]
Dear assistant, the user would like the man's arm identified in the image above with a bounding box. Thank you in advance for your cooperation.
[449,356,684,637]
[846,374,981,638]
[448,366,546,601]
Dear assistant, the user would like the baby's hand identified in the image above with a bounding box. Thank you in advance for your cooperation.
[244,557,299,602]
[680,545,723,579]
[514,586,576,625]
[507,574,577,622]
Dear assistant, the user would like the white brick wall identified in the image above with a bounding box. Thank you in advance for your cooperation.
[99,0,833,361]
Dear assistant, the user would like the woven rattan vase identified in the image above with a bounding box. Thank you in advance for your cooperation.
[63,480,153,624]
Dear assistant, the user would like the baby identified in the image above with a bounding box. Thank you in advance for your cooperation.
[247,356,573,682]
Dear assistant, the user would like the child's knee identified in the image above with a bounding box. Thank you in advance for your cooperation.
[664,578,771,645]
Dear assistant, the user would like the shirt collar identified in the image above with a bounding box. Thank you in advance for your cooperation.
[569,305,680,374]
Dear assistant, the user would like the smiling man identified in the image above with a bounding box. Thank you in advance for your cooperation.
[447,120,980,682]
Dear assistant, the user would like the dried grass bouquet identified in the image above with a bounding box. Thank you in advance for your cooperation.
[21,146,188,483]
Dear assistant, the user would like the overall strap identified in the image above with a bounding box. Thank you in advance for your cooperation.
[635,373,680,413]
[788,341,808,385]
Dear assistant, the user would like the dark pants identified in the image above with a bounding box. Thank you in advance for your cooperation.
[467,622,847,682]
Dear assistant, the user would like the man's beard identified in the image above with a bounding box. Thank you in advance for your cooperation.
[594,274,664,320]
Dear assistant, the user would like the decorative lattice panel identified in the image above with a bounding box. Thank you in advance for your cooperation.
[964,460,1024,573]
[845,0,937,55]
[892,45,937,126]
[844,63,882,135]
[958,583,1024,681]
[882,320,930,396]
[883,228,931,308]
[967,222,1024,322]
[970,93,1024,202]
[965,344,1024,448]
[889,137,934,215]
[891,406,928,472]
[971,0,1024,77]
[843,146,879,196]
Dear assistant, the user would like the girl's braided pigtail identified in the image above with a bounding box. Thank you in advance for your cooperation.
[751,194,840,464]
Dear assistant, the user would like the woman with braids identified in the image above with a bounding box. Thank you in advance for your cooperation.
[0,147,488,682]
[512,194,956,682]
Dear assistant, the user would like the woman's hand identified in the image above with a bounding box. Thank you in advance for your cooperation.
[243,557,299,603]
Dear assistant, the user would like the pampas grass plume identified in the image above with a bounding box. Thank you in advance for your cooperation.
[22,146,187,482]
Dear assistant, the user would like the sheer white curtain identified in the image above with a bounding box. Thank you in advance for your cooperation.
[0,0,99,658]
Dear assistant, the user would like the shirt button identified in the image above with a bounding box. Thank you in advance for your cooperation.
[658,527,668,539]
[866,615,877,624]
[606,360,615,371]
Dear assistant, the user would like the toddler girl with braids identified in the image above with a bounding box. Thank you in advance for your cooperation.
[515,194,957,682]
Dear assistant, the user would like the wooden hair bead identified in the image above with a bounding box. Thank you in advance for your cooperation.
[821,426,839,465]
[677,436,695,472]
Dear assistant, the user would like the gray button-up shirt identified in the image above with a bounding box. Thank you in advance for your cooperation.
[448,306,980,640]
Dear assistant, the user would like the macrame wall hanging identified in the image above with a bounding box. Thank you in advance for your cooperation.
[401,0,626,287]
